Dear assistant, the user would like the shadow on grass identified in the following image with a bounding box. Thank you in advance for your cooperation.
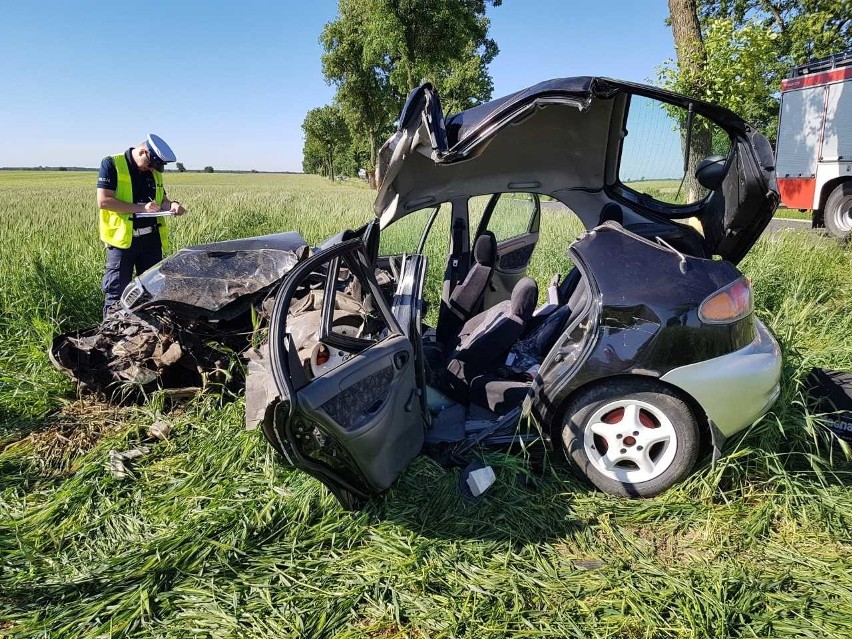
[374,449,590,545]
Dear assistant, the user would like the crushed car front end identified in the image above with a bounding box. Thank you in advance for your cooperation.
[50,232,309,397]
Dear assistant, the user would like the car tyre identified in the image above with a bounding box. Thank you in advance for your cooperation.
[824,182,852,239]
[560,378,700,497]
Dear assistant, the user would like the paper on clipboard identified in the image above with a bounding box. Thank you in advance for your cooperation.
[134,210,175,218]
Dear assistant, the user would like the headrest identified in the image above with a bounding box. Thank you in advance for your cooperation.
[599,202,623,225]
[510,277,538,321]
[473,231,497,266]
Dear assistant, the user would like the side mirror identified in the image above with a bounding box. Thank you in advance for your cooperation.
[695,155,727,191]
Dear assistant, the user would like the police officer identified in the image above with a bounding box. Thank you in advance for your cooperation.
[97,134,187,317]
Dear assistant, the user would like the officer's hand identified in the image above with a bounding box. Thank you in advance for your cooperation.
[144,201,160,213]
[170,202,187,216]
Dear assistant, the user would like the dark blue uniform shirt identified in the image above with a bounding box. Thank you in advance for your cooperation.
[97,148,166,228]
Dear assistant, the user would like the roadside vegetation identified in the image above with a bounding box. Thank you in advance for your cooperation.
[1,171,851,638]
[624,180,813,221]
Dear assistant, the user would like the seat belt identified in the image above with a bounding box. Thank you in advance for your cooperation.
[450,218,466,286]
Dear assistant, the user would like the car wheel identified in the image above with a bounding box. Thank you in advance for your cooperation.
[824,182,852,239]
[560,378,700,497]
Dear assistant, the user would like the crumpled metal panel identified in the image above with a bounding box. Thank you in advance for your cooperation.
[136,232,308,313]
[244,345,278,430]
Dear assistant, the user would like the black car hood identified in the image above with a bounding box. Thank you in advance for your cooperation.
[374,77,778,264]
[129,231,308,316]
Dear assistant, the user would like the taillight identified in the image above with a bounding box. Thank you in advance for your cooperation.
[698,277,753,324]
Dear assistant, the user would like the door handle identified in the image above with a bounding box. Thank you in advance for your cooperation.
[404,388,420,412]
[393,351,409,370]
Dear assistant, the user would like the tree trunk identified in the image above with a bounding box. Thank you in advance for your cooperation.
[668,0,711,201]
[368,131,378,189]
[327,148,335,182]
[684,125,712,202]
[668,0,705,84]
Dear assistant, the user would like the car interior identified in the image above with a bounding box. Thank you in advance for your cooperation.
[280,85,751,448]
[365,193,607,443]
[280,172,728,458]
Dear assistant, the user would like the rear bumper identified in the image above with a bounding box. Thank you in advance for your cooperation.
[660,318,782,438]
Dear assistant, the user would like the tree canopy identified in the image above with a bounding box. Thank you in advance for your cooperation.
[302,105,351,182]
[305,0,502,186]
[661,0,851,143]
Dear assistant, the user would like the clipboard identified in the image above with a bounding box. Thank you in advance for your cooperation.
[134,210,175,218]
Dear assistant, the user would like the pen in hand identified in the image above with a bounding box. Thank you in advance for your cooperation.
[141,197,160,214]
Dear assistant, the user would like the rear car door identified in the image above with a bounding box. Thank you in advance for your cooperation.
[470,192,541,308]
[265,239,425,506]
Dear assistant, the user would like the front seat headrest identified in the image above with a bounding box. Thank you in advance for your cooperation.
[599,202,623,225]
[473,231,497,266]
[510,277,538,321]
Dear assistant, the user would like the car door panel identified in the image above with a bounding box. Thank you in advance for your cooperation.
[295,336,423,492]
[391,254,430,419]
[476,193,541,308]
[486,231,541,307]
[265,238,425,500]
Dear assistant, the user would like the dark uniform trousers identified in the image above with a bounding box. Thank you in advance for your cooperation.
[102,231,162,317]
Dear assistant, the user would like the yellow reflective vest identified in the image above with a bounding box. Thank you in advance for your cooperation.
[98,153,168,250]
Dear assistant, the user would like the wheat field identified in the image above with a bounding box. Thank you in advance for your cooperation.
[1,171,851,638]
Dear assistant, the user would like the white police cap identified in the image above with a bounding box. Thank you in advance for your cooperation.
[146,134,177,163]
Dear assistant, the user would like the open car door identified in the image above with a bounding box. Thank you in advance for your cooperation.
[264,238,425,508]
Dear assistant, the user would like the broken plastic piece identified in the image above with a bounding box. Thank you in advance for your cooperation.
[465,465,496,497]
[148,420,172,440]
[107,445,152,478]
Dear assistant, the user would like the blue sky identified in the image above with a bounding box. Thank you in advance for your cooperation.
[0,0,676,172]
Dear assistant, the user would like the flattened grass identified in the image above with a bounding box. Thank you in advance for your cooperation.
[0,172,850,637]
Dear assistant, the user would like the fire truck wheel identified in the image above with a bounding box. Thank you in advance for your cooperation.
[825,182,852,239]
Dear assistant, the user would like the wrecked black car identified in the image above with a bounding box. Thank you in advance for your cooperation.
[50,232,308,396]
[53,77,782,505]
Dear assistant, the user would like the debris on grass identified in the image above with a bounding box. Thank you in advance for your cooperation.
[107,445,152,478]
[461,463,496,498]
[148,419,172,441]
[11,400,128,476]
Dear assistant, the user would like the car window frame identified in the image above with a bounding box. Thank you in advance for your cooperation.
[611,92,735,218]
[470,192,542,244]
[284,242,404,381]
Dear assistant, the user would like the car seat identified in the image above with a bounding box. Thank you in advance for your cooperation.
[436,231,498,345]
[468,270,591,415]
[444,277,538,400]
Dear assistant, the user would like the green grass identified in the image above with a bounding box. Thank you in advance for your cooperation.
[774,207,812,221]
[1,171,851,638]
[624,180,813,221]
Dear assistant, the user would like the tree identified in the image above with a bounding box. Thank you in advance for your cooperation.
[321,1,398,188]
[699,1,850,63]
[302,105,351,181]
[204,166,214,173]
[302,134,327,175]
[365,0,501,96]
[176,162,186,172]
[318,0,502,187]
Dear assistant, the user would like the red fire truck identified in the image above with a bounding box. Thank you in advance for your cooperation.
[776,50,852,237]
